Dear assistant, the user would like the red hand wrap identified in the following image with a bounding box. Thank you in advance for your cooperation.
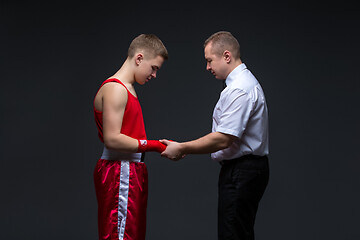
[137,140,166,153]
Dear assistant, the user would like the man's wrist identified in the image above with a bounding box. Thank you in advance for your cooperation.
[179,142,187,155]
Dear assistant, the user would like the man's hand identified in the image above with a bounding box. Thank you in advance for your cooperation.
[160,139,185,161]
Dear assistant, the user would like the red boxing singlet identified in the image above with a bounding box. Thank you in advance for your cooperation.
[94,78,147,142]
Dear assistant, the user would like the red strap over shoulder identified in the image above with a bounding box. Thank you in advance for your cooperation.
[101,78,128,90]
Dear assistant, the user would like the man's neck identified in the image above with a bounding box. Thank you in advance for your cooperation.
[225,59,243,79]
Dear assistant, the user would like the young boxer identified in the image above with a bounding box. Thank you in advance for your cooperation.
[93,34,168,240]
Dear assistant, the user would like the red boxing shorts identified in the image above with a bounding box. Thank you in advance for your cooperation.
[94,147,148,240]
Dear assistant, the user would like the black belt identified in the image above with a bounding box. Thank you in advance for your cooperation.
[220,154,267,166]
[141,152,145,162]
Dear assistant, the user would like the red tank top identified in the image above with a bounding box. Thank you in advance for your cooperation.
[94,78,147,143]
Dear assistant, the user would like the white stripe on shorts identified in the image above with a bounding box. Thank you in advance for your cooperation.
[118,161,130,240]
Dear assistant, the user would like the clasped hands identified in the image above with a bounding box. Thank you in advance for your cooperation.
[159,139,185,161]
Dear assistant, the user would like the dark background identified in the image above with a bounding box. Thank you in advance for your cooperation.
[1,1,359,239]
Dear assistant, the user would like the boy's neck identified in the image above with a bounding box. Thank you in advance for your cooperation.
[110,58,136,85]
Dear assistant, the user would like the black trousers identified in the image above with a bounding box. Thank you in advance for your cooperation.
[218,155,269,240]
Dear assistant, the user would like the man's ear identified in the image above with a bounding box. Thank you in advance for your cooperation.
[223,50,231,64]
[135,53,144,66]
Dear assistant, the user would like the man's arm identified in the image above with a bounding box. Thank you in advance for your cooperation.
[160,132,237,160]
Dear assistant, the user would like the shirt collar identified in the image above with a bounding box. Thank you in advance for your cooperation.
[225,63,247,87]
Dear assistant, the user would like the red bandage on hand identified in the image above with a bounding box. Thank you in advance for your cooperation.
[137,140,166,153]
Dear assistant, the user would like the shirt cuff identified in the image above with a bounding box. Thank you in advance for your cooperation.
[216,127,240,138]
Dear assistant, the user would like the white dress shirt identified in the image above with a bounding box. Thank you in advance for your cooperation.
[211,63,269,161]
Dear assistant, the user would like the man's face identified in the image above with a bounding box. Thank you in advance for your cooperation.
[204,43,228,80]
[136,55,164,85]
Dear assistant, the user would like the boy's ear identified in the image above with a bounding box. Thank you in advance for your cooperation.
[135,53,144,66]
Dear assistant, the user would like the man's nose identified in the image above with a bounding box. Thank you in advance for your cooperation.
[151,72,157,78]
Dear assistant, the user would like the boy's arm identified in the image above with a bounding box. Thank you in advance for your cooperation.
[102,83,138,152]
[102,84,165,153]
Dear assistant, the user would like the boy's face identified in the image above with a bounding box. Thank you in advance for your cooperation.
[135,55,164,85]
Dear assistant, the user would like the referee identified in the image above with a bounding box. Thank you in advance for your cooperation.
[161,31,269,240]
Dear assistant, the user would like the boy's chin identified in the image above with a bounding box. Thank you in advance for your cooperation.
[136,79,146,85]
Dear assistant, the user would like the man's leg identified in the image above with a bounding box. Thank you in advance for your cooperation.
[218,156,269,240]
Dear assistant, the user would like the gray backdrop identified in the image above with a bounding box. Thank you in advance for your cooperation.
[1,1,359,239]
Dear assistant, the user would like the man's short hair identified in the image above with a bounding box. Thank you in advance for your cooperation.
[128,34,168,60]
[204,31,240,59]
